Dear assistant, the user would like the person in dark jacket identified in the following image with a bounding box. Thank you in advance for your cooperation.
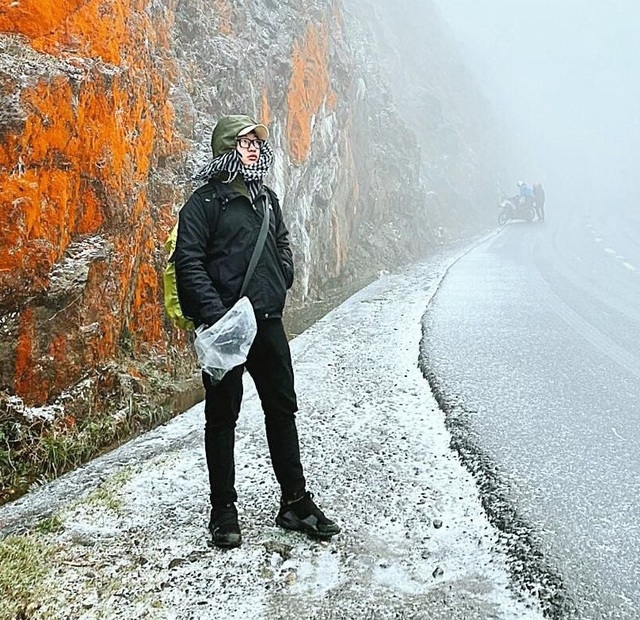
[174,115,340,548]
[533,182,545,221]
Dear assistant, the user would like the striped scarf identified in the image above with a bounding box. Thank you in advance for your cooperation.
[195,141,274,203]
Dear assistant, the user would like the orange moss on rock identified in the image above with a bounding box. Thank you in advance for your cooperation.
[0,1,84,41]
[0,0,150,65]
[0,69,158,285]
[13,308,43,401]
[212,0,235,37]
[0,0,184,404]
[114,214,167,357]
[286,23,336,164]
[261,87,271,127]
[131,257,166,354]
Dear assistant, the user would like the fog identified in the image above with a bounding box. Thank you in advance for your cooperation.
[420,4,640,616]
[431,0,640,214]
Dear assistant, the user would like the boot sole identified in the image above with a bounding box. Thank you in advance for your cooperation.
[209,527,242,549]
[276,514,340,540]
[211,535,242,549]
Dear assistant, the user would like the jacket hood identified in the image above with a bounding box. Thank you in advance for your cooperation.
[210,115,269,157]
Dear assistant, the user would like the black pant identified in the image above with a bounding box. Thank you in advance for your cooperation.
[203,318,306,506]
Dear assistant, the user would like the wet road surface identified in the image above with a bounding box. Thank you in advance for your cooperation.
[422,206,640,619]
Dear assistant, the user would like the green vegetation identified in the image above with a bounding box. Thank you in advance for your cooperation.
[34,514,64,535]
[0,467,138,619]
[0,401,169,506]
[0,534,52,620]
[82,468,135,514]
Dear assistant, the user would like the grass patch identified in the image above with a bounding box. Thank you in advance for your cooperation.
[0,468,140,619]
[0,534,52,620]
[35,514,64,535]
[0,397,170,506]
[82,468,135,514]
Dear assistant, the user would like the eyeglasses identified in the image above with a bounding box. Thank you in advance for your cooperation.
[237,138,264,150]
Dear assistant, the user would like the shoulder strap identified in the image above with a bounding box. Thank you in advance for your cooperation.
[169,181,224,262]
[263,185,278,206]
[239,194,270,298]
[199,181,227,246]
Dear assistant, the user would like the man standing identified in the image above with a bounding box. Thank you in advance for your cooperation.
[533,182,546,221]
[173,115,340,548]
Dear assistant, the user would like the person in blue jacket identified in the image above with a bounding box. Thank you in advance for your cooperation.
[517,181,534,210]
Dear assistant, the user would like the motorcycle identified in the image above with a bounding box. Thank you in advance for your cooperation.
[498,194,535,226]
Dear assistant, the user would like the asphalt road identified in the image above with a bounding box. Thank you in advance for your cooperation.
[421,205,640,619]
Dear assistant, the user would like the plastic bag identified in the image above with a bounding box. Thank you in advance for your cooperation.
[194,297,257,382]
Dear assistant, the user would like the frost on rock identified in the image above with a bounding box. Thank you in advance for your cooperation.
[3,394,64,423]
[48,236,112,299]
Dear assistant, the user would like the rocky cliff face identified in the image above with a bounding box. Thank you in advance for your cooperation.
[0,0,501,496]
[352,0,502,229]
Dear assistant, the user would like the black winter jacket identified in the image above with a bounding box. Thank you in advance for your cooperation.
[173,178,294,327]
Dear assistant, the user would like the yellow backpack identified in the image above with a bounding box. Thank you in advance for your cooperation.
[163,222,195,330]
[163,184,226,330]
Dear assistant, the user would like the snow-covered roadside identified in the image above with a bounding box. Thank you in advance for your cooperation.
[1,249,544,620]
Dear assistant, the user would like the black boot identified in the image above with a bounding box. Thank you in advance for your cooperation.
[276,492,341,540]
[209,503,242,548]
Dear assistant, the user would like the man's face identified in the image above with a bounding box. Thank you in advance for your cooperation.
[236,131,262,166]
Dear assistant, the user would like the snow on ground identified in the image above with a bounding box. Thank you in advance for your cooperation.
[1,249,545,619]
